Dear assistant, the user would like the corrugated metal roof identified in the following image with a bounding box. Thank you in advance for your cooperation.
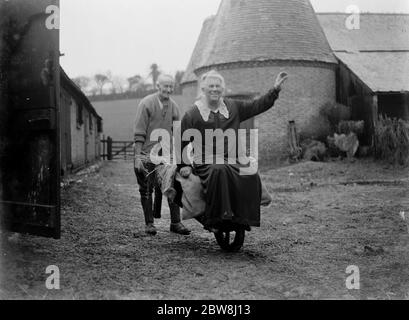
[335,52,409,93]
[317,13,409,52]
[317,13,409,92]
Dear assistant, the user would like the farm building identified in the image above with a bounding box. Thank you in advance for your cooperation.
[0,0,103,238]
[180,0,338,165]
[181,0,409,163]
[60,68,103,175]
[317,13,409,145]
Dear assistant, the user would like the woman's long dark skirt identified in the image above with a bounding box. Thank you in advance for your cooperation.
[193,164,262,229]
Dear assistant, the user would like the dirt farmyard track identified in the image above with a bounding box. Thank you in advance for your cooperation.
[1,159,409,299]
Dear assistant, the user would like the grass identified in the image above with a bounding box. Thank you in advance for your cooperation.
[92,96,187,141]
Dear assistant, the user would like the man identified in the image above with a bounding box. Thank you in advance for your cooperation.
[134,74,191,236]
[177,70,288,232]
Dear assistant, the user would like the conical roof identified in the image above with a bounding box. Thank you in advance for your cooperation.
[195,0,337,71]
[181,15,216,84]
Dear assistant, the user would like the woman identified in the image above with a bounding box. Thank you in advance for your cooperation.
[176,70,288,231]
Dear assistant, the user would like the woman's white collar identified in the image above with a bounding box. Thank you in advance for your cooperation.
[195,98,229,121]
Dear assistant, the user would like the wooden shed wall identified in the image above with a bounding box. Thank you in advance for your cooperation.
[336,61,377,145]
[60,83,102,176]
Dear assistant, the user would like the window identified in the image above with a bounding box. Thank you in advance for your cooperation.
[97,118,103,133]
[77,103,83,127]
[89,115,93,134]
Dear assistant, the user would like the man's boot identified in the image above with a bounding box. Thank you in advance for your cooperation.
[153,187,162,219]
[169,201,191,235]
[145,223,157,236]
[141,196,156,235]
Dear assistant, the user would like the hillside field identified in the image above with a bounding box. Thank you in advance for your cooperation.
[92,96,186,141]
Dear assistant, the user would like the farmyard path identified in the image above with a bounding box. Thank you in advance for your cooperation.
[1,160,408,299]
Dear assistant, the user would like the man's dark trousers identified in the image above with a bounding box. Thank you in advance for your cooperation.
[134,160,181,225]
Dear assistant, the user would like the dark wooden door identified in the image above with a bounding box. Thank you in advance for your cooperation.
[0,0,61,239]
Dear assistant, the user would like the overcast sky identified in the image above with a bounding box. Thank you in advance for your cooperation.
[60,0,409,80]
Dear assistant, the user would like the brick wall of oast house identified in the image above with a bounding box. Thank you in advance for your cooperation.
[180,82,199,113]
[188,62,336,165]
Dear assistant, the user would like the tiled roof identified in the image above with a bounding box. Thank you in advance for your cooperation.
[196,0,337,70]
[181,15,216,84]
[318,13,409,92]
[335,52,409,93]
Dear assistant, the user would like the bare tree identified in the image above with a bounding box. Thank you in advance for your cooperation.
[149,63,160,89]
[174,70,185,95]
[110,76,127,94]
[127,75,142,92]
[94,74,109,95]
[89,86,99,96]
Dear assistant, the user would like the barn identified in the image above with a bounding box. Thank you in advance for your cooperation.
[317,13,409,145]
[0,0,103,238]
[181,0,409,164]
[180,0,338,165]
[60,68,103,176]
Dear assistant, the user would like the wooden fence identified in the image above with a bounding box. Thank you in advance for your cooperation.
[101,136,134,160]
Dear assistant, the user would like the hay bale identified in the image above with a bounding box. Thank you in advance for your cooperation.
[338,120,365,136]
[374,116,409,165]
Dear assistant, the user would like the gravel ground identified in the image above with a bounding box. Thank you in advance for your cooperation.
[1,159,409,300]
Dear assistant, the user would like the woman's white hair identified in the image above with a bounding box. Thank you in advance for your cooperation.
[197,70,225,99]
[200,70,225,91]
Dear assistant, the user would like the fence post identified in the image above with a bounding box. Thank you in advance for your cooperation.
[102,135,106,160]
[107,136,113,160]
